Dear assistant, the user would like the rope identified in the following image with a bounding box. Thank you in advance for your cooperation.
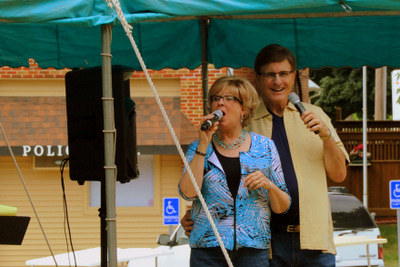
[105,1,234,266]
[0,122,59,267]
[339,1,352,13]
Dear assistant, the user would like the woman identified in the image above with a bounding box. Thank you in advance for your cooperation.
[178,76,291,267]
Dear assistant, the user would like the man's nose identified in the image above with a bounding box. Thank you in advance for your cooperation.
[272,74,283,83]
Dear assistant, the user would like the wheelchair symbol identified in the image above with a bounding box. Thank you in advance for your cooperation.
[165,201,177,215]
[393,184,400,198]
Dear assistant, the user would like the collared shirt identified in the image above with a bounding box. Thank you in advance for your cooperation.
[247,100,349,254]
[179,132,289,250]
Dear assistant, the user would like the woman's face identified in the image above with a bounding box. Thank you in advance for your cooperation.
[211,86,244,129]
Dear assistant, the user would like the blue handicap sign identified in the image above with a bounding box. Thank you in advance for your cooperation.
[390,180,400,209]
[163,197,180,225]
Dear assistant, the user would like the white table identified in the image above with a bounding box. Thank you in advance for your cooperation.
[119,248,174,266]
[26,247,173,267]
[334,235,387,267]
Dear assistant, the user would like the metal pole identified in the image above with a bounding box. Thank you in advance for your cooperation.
[382,66,387,119]
[362,66,368,208]
[101,24,118,267]
[201,18,209,115]
[397,209,400,265]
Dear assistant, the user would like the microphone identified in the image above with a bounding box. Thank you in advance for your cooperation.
[201,110,224,131]
[288,92,319,135]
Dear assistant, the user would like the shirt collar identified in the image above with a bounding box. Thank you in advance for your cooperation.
[254,99,297,120]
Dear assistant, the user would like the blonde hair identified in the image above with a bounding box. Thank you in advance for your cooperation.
[207,76,260,127]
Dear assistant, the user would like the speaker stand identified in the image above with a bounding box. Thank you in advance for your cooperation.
[99,181,107,267]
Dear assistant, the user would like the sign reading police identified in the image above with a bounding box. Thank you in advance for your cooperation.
[390,180,400,209]
[163,197,179,225]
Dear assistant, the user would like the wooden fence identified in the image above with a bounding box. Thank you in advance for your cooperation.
[328,120,400,216]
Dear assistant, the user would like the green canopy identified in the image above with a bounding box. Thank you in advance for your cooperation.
[1,2,396,266]
[1,0,400,70]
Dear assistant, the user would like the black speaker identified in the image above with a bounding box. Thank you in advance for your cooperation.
[65,66,139,185]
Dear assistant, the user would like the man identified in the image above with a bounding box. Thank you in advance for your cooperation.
[182,44,349,266]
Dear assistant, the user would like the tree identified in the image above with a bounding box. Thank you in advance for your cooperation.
[309,67,392,122]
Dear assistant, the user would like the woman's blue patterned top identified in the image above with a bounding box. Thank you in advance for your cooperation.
[179,131,290,250]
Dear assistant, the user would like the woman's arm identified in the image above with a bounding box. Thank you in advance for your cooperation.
[243,170,290,214]
[179,142,208,199]
[179,114,217,198]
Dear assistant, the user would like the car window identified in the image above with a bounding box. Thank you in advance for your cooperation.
[329,193,376,230]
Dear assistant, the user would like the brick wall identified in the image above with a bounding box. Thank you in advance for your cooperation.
[0,59,69,78]
[132,66,229,126]
[1,62,309,126]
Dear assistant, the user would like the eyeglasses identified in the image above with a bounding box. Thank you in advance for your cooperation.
[211,95,242,104]
[259,70,295,80]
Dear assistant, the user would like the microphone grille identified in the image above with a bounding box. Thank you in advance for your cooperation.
[214,110,224,119]
[288,92,300,104]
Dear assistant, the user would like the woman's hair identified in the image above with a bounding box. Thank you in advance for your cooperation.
[207,76,260,127]
[254,44,297,75]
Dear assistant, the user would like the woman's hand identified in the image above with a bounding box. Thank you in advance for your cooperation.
[244,170,290,213]
[180,210,194,237]
[243,171,271,191]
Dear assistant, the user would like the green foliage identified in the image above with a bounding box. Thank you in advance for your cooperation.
[378,223,398,266]
[309,67,393,121]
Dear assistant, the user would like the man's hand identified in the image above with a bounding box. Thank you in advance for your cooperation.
[181,209,194,237]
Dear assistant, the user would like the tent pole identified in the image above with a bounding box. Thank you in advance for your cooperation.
[374,67,387,120]
[101,24,118,267]
[201,18,209,115]
[382,67,387,119]
[362,66,368,208]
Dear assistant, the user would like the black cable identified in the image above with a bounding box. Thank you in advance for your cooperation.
[60,158,77,267]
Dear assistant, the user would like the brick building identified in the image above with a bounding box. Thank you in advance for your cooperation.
[0,59,260,266]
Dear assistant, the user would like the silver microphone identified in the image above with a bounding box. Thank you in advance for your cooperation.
[288,92,319,135]
[200,110,224,131]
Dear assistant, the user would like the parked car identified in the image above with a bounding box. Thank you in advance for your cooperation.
[330,189,385,267]
[129,189,384,267]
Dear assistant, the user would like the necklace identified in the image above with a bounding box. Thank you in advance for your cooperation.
[213,129,247,150]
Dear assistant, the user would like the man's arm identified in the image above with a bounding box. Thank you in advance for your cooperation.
[301,110,347,183]
[181,209,194,236]
[322,134,347,182]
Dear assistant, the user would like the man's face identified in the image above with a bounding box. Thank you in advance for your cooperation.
[257,59,296,106]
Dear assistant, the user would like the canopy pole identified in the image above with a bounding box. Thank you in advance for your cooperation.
[362,66,368,208]
[201,18,209,115]
[101,24,118,267]
[374,67,387,120]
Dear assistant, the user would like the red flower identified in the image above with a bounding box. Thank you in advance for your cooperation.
[349,143,371,161]
[354,144,363,152]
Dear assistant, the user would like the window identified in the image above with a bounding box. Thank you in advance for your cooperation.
[89,155,154,207]
[329,193,376,230]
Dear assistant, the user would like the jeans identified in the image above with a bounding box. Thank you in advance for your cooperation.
[190,247,269,267]
[269,229,335,267]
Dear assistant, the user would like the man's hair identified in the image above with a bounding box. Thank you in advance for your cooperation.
[254,44,297,75]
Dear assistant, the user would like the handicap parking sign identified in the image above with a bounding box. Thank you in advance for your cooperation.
[163,197,179,225]
[390,180,400,209]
